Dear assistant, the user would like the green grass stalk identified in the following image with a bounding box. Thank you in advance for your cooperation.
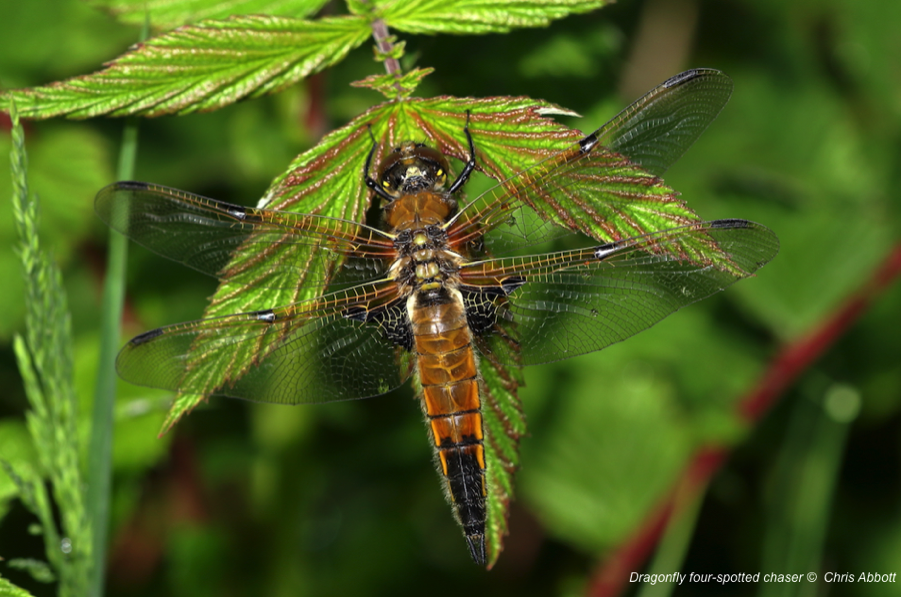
[758,385,860,597]
[636,480,707,597]
[9,101,90,596]
[86,120,138,597]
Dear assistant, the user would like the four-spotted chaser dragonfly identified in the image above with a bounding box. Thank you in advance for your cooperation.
[95,69,778,565]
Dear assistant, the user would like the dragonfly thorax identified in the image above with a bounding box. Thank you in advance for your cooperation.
[391,223,462,296]
[383,190,457,230]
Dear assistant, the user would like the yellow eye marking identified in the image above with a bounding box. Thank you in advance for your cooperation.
[436,169,444,177]
[382,180,390,188]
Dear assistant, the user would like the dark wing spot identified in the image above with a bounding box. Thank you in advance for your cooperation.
[663,69,703,88]
[117,181,151,191]
[709,218,752,229]
[130,327,165,346]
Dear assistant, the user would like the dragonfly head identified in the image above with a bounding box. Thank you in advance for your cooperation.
[377,142,451,197]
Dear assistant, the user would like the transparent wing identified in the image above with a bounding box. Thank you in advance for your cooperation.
[449,69,734,255]
[459,219,778,366]
[95,181,396,290]
[117,280,411,403]
[596,68,733,177]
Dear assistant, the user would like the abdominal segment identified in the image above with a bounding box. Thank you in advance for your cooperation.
[411,292,488,565]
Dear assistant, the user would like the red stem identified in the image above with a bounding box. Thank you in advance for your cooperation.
[587,242,901,597]
[371,18,402,77]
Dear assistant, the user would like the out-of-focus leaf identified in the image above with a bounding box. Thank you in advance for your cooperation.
[518,29,621,79]
[0,573,36,597]
[0,0,137,89]
[89,0,330,29]
[668,71,894,340]
[832,1,901,122]
[521,349,690,551]
[2,15,370,119]
[5,561,54,585]
[380,0,611,35]
[519,304,764,552]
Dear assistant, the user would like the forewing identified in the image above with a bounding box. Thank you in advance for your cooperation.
[596,68,733,177]
[449,69,733,257]
[118,280,409,405]
[459,220,779,367]
[95,181,395,291]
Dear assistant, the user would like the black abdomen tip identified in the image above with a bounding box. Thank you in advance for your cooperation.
[466,534,486,566]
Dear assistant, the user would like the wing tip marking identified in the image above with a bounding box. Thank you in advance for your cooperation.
[130,327,165,346]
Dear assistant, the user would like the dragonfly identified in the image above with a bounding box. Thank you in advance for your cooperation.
[95,68,779,566]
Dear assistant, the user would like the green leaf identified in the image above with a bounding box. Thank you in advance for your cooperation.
[89,0,330,29]
[162,91,708,426]
[0,573,36,597]
[351,67,435,100]
[161,95,580,428]
[519,347,692,552]
[3,15,370,118]
[380,0,611,35]
[478,317,526,568]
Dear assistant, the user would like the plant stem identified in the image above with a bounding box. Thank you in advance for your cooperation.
[86,120,138,597]
[636,479,707,597]
[371,19,401,77]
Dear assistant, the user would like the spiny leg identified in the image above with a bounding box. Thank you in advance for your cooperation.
[364,125,395,203]
[448,111,477,195]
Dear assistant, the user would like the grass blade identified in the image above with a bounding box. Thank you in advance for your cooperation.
[86,119,139,597]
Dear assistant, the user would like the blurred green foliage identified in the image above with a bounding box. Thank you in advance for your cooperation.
[1,0,900,596]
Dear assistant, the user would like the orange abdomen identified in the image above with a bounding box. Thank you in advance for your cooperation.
[411,293,487,564]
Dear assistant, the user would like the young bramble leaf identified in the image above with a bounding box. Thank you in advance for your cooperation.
[89,0,330,29]
[161,95,578,427]
[351,67,435,100]
[163,92,708,428]
[380,0,611,35]
[3,15,370,119]
[157,93,709,568]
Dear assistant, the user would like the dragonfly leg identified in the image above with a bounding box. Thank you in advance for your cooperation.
[364,126,395,202]
[448,111,477,195]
